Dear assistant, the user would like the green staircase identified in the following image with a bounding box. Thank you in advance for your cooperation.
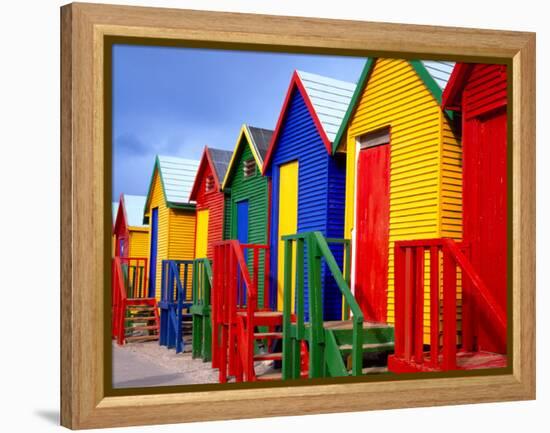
[323,321,394,376]
[282,232,394,379]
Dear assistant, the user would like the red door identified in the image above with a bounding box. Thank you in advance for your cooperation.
[355,143,390,322]
[464,108,507,353]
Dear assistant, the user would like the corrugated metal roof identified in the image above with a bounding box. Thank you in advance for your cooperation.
[296,70,356,142]
[157,155,200,204]
[122,194,148,227]
[422,60,455,92]
[246,126,273,162]
[207,148,233,184]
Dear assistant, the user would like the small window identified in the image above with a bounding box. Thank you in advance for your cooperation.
[243,158,256,178]
[205,175,215,192]
[358,127,390,149]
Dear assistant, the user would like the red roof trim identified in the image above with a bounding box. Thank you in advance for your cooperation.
[441,63,474,111]
[262,71,332,173]
[189,146,221,201]
[113,193,129,236]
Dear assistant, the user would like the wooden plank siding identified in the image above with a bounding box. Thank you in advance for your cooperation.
[445,63,507,353]
[145,170,196,301]
[193,160,225,260]
[266,87,346,320]
[344,58,462,342]
[224,140,270,305]
[128,228,149,258]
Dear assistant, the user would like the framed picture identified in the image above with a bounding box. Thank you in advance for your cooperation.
[60,2,536,429]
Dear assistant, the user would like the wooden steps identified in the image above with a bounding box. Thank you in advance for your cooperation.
[322,320,392,330]
[362,366,388,374]
[123,301,160,344]
[338,342,394,353]
[125,334,158,342]
[254,332,283,339]
[254,351,283,361]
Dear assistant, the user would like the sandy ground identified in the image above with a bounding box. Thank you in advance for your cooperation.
[112,340,219,388]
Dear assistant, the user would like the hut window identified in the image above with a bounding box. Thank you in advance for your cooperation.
[205,175,215,192]
[359,127,390,149]
[243,158,256,178]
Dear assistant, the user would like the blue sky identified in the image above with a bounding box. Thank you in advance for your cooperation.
[112,45,366,200]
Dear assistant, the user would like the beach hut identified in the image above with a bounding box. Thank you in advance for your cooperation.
[143,155,199,301]
[442,63,508,354]
[222,124,273,304]
[189,147,232,259]
[112,201,118,256]
[332,58,459,340]
[263,70,355,319]
[113,194,150,258]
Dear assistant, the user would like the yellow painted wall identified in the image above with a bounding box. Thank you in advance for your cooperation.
[168,208,196,300]
[194,209,209,259]
[128,227,150,258]
[145,170,196,301]
[344,58,462,342]
[277,161,298,312]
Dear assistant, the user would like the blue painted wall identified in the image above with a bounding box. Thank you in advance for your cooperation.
[148,207,159,298]
[266,88,346,320]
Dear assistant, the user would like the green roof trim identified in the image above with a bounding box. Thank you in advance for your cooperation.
[332,58,455,154]
[331,58,376,154]
[143,156,161,224]
[142,156,196,224]
[408,60,454,120]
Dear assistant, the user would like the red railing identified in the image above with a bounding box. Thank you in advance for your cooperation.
[111,256,149,345]
[211,241,270,382]
[391,238,506,371]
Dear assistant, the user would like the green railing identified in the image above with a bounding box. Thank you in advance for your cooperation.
[191,258,213,361]
[281,231,364,378]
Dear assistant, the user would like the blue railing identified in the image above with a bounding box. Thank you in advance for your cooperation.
[158,260,193,353]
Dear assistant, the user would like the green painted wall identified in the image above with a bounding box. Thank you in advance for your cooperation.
[223,138,270,305]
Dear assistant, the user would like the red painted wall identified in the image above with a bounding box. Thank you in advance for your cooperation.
[461,64,507,354]
[113,206,129,257]
[194,162,225,260]
[355,143,390,322]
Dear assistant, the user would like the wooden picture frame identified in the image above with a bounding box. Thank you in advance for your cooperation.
[60,2,536,429]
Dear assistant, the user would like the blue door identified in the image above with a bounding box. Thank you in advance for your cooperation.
[148,207,158,298]
[236,200,249,244]
[236,200,249,302]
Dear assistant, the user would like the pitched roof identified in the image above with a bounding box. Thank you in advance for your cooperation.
[332,58,456,153]
[263,70,356,171]
[144,155,199,216]
[247,126,272,162]
[297,71,356,142]
[121,194,148,228]
[222,124,274,188]
[189,146,233,200]
[421,60,455,92]
[207,147,233,183]
[441,63,474,110]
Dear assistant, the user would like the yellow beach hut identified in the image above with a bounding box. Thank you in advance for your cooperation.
[332,58,461,341]
[113,194,150,258]
[143,155,200,301]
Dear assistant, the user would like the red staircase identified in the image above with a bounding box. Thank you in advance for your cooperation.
[388,238,507,373]
[212,241,305,382]
[112,256,160,345]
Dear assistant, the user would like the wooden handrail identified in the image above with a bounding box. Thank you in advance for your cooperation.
[281,232,361,377]
[212,240,269,382]
[393,237,506,371]
[443,239,507,334]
